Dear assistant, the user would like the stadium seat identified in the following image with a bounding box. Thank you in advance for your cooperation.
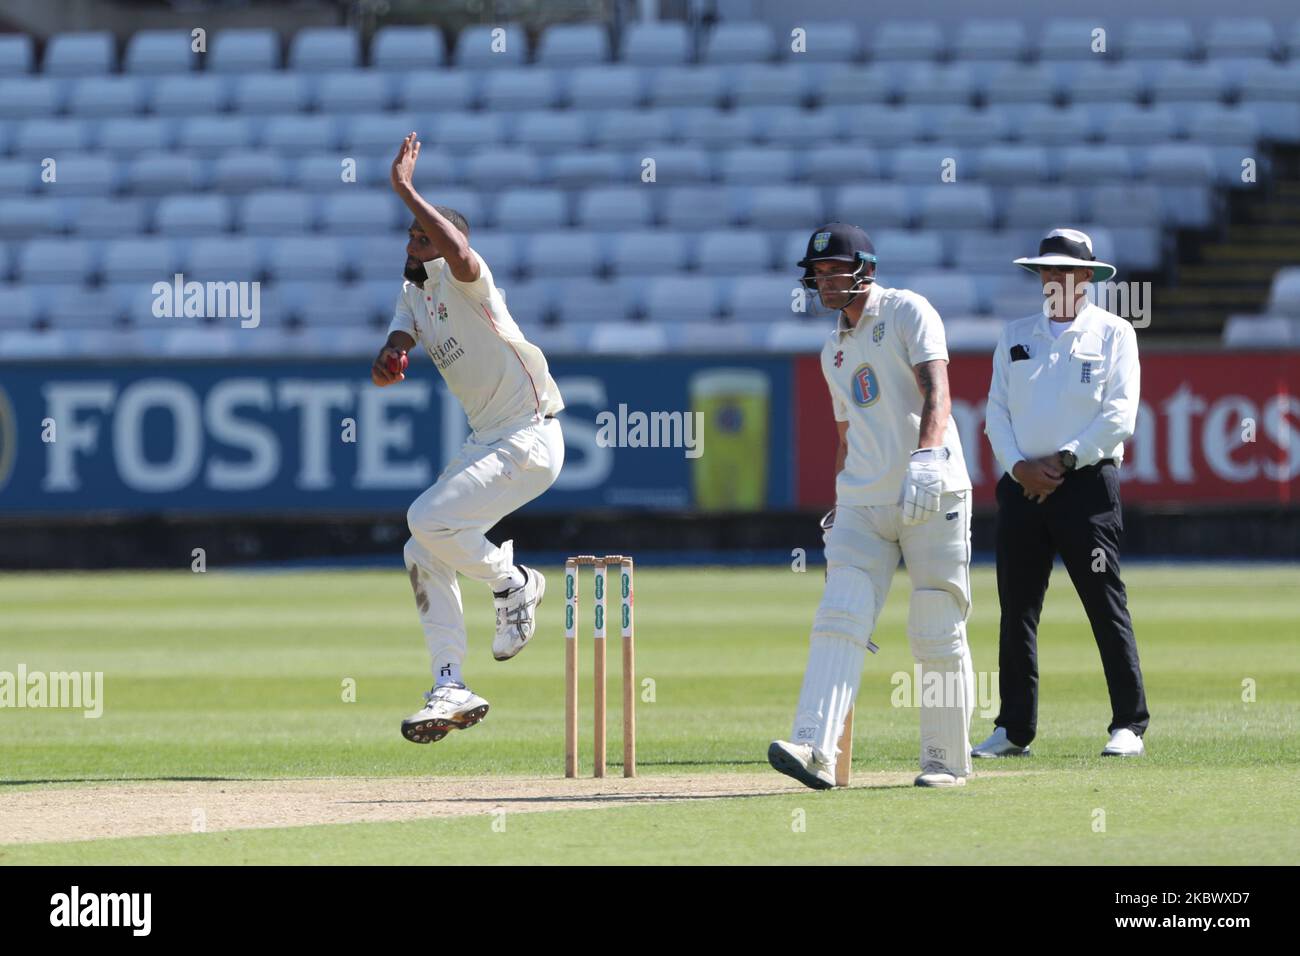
[43,32,116,76]
[610,230,690,275]
[952,20,1028,60]
[575,187,652,229]
[1150,62,1230,103]
[0,199,63,237]
[1100,105,1177,144]
[645,66,728,108]
[371,26,445,70]
[321,191,399,234]
[805,146,881,183]
[1090,184,1164,226]
[638,146,712,184]
[154,195,232,236]
[182,237,262,279]
[497,279,554,324]
[426,111,505,150]
[1142,143,1216,183]
[48,285,126,328]
[233,73,311,114]
[496,189,568,230]
[523,231,603,278]
[568,65,645,109]
[151,75,229,116]
[896,64,980,105]
[210,29,281,73]
[975,145,1050,184]
[781,21,862,62]
[745,185,822,228]
[18,239,94,284]
[695,230,772,273]
[872,230,945,272]
[102,238,181,282]
[869,21,944,61]
[989,272,1047,318]
[719,148,796,184]
[1059,145,1133,183]
[0,160,35,195]
[537,23,610,66]
[418,188,484,229]
[260,115,339,152]
[675,107,761,146]
[704,22,776,64]
[732,64,814,107]
[0,286,39,328]
[832,183,912,228]
[67,76,146,116]
[1069,62,1144,103]
[1122,19,1197,59]
[481,69,562,111]
[239,190,313,235]
[14,120,88,157]
[1222,315,1296,347]
[622,22,690,66]
[210,151,287,193]
[728,275,801,318]
[315,71,393,112]
[1038,19,1107,60]
[48,156,117,196]
[1182,105,1259,144]
[759,106,838,145]
[340,113,420,154]
[916,184,995,229]
[0,77,60,118]
[455,25,527,69]
[547,150,625,186]
[0,35,33,75]
[461,149,543,188]
[172,117,248,154]
[1267,269,1300,316]
[1015,105,1099,145]
[920,106,1011,144]
[816,64,898,106]
[984,64,1063,105]
[643,276,722,322]
[953,231,1026,272]
[662,186,734,229]
[70,198,145,237]
[266,236,342,282]
[591,108,674,148]
[514,112,591,152]
[124,30,195,73]
[901,272,980,315]
[289,27,360,72]
[1003,187,1081,228]
[889,146,969,184]
[554,278,639,323]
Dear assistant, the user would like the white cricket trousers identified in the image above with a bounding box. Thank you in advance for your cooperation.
[403,415,564,680]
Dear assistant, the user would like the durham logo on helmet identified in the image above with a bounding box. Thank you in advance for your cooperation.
[813,232,831,252]
[852,363,881,406]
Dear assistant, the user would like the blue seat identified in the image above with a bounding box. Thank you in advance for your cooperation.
[695,230,771,273]
[210,29,280,73]
[495,189,567,230]
[728,275,802,318]
[1182,104,1259,144]
[0,35,33,75]
[94,119,174,157]
[1267,269,1300,316]
[0,285,38,328]
[984,64,1063,105]
[901,272,979,315]
[43,32,116,76]
[260,115,339,152]
[759,106,838,146]
[639,146,712,184]
[989,272,1048,318]
[731,64,812,107]
[547,151,625,186]
[1142,143,1216,183]
[468,234,518,278]
[69,198,145,237]
[1100,105,1177,144]
[1003,187,1082,228]
[898,64,980,105]
[233,73,311,114]
[804,146,881,183]
[1069,62,1143,104]
[176,116,254,152]
[18,239,94,284]
[954,232,1026,272]
[353,234,408,279]
[719,148,795,184]
[1205,18,1277,58]
[870,21,944,60]
[124,153,203,195]
[48,286,126,328]
[1059,146,1133,183]
[0,160,36,195]
[341,113,420,154]
[182,237,262,279]
[67,76,146,116]
[1014,105,1098,145]
[0,199,63,237]
[102,238,181,282]
[289,27,360,72]
[395,70,477,112]
[953,20,1028,60]
[608,230,688,275]
[676,107,760,146]
[266,236,342,282]
[622,22,689,66]
[872,230,945,272]
[1122,19,1198,59]
[497,279,553,324]
[239,190,314,234]
[921,106,1011,144]
[591,108,672,148]
[481,69,562,111]
[704,22,776,64]
[832,184,912,228]
[461,149,543,188]
[0,79,61,119]
[124,30,195,73]
[1150,62,1229,103]
[1089,185,1164,226]
[554,278,639,323]
[917,185,995,229]
[455,25,527,69]
[782,21,862,62]
[662,186,733,229]
[816,64,898,106]
[523,231,602,277]
[212,151,287,193]
[537,23,610,66]
[427,111,505,150]
[14,120,88,156]
[155,195,232,236]
[315,71,393,112]
[514,113,590,153]
[371,26,445,70]
[321,191,399,234]
[1039,19,1108,60]
[889,146,968,184]
[567,66,644,110]
[575,187,653,229]
[151,75,229,115]
[745,186,822,228]
[645,66,728,107]
[643,277,721,322]
[46,155,116,196]
[417,188,484,229]
[975,146,1050,183]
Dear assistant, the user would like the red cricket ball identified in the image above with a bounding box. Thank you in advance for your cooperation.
[386,352,408,375]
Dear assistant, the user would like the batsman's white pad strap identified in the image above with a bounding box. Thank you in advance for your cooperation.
[907,588,974,777]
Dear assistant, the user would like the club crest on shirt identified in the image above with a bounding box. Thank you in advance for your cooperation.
[872,321,885,344]
[813,232,831,252]
[851,362,880,406]
[436,302,448,321]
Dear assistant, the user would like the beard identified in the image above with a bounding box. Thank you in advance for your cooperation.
[404,257,427,284]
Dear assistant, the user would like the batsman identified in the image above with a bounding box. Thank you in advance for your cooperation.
[768,222,977,789]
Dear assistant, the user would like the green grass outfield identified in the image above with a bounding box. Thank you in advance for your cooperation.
[1,564,1297,865]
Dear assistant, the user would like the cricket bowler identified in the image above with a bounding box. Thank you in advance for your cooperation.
[373,133,565,744]
[768,222,977,789]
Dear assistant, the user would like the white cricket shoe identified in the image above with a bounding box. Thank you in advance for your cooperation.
[767,740,836,790]
[492,566,546,661]
[971,726,1032,758]
[1101,728,1144,757]
[401,682,490,744]
[915,764,967,788]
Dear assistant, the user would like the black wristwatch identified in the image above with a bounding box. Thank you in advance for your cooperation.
[1058,450,1077,472]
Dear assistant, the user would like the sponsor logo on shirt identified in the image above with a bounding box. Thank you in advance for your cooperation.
[851,363,880,407]
[833,350,844,368]
[430,335,465,370]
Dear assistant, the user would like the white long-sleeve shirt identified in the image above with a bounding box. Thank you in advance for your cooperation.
[985,302,1140,479]
[389,249,564,439]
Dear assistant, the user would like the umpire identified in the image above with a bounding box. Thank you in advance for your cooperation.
[974,228,1149,758]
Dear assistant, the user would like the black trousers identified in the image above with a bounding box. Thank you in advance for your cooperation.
[994,462,1150,746]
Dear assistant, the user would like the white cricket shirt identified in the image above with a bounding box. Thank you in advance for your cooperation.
[984,302,1140,479]
[820,282,972,506]
[389,249,564,438]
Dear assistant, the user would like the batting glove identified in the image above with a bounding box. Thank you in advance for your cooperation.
[900,448,949,526]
